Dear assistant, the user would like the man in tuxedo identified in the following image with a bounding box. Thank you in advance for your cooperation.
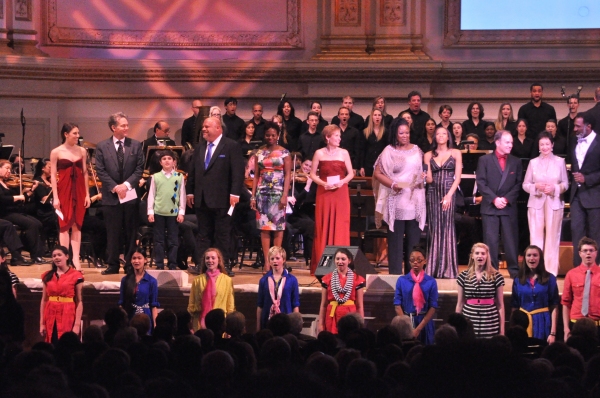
[95,112,145,275]
[476,130,523,277]
[186,117,244,275]
[143,121,177,152]
[181,99,202,148]
[570,112,600,265]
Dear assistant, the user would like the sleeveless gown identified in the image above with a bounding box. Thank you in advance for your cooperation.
[426,156,458,278]
[310,160,350,275]
[57,158,86,232]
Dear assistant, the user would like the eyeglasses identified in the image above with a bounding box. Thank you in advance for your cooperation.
[409,257,425,264]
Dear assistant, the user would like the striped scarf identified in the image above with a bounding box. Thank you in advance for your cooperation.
[331,269,354,303]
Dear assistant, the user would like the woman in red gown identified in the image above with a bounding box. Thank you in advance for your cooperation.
[50,123,90,270]
[40,245,84,343]
[309,125,355,275]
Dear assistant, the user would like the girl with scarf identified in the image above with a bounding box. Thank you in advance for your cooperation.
[188,248,235,331]
[393,246,439,345]
[318,248,365,334]
[257,246,300,331]
[118,248,159,332]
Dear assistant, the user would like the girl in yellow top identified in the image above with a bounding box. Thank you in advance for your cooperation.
[187,248,235,331]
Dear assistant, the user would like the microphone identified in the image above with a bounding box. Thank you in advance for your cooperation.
[20,109,25,126]
[422,164,428,186]
[279,93,287,103]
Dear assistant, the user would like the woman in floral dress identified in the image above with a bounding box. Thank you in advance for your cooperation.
[251,121,292,273]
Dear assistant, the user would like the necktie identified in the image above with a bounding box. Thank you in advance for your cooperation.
[581,269,592,317]
[117,140,124,169]
[204,142,214,169]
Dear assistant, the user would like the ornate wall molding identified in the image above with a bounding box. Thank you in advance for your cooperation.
[1,58,599,86]
[42,0,302,49]
[335,0,361,27]
[380,0,405,27]
[444,0,600,48]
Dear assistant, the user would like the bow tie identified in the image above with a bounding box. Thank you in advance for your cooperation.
[578,137,588,144]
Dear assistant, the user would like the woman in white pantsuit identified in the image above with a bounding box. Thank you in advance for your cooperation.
[522,131,569,276]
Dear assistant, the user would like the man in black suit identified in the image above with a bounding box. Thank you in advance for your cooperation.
[570,112,600,265]
[181,99,202,148]
[586,86,600,134]
[186,117,244,275]
[143,121,177,153]
[476,130,523,277]
[335,106,364,172]
[222,97,245,141]
[95,112,145,275]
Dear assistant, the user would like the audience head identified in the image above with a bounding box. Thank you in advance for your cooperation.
[130,313,151,338]
[391,315,414,340]
[337,313,362,341]
[204,308,226,337]
[446,313,475,341]
[267,313,291,337]
[434,324,458,346]
[288,312,304,335]
[201,350,235,386]
[467,102,484,120]
[200,248,226,274]
[225,311,246,338]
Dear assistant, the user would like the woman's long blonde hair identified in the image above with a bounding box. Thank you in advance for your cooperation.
[466,242,498,282]
[364,109,385,141]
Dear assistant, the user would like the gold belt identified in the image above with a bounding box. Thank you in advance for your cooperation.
[520,307,549,337]
[329,300,355,317]
[48,296,74,303]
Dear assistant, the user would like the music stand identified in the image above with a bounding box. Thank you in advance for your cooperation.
[145,145,185,174]
[460,150,490,174]
[0,145,14,160]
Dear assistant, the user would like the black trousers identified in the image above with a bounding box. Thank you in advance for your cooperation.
[195,200,233,263]
[103,201,138,269]
[3,213,43,258]
[482,214,519,278]
[570,196,600,266]
[0,218,24,253]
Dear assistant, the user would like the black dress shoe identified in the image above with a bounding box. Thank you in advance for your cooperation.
[101,267,120,275]
[34,257,45,264]
[188,265,200,275]
[10,257,32,266]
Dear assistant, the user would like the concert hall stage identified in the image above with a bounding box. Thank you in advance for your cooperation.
[11,259,566,348]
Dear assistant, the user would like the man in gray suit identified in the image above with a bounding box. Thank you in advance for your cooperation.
[95,112,145,275]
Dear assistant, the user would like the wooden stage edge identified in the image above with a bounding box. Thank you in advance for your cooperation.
[12,261,567,349]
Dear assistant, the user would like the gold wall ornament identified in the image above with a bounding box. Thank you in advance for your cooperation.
[380,0,405,26]
[335,0,361,27]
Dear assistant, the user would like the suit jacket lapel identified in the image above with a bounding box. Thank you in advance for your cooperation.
[497,156,512,191]
[106,137,119,169]
[581,136,599,171]
[199,142,208,172]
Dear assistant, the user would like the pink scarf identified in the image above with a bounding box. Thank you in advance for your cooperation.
[200,269,220,328]
[411,269,426,313]
[268,274,286,320]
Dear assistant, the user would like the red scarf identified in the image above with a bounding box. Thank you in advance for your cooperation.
[200,269,220,328]
[411,269,426,313]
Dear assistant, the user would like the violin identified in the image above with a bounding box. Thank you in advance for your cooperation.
[5,175,35,189]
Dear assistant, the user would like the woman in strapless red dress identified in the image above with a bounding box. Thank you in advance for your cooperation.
[309,125,355,275]
[50,123,91,270]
